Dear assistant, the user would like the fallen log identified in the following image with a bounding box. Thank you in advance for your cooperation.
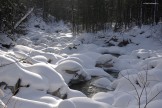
[14,8,34,29]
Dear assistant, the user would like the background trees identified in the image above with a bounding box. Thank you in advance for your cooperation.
[0,0,27,33]
[0,0,162,33]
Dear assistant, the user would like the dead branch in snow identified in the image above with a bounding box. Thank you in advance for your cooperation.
[120,68,162,108]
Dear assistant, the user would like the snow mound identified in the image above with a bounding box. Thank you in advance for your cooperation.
[58,97,111,108]
[131,49,153,59]
[55,60,91,84]
[0,55,49,91]
[96,54,117,68]
[0,33,14,46]
[113,93,135,108]
[147,100,162,108]
[91,78,112,90]
[58,100,76,108]
[92,92,114,105]
[96,46,126,55]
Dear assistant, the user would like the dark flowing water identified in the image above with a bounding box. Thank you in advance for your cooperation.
[69,69,119,97]
[69,77,108,97]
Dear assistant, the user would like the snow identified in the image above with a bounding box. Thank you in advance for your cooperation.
[20,63,68,93]
[147,100,162,108]
[55,60,91,84]
[85,68,114,79]
[5,96,54,108]
[0,33,14,46]
[92,92,114,105]
[0,55,49,91]
[58,100,76,108]
[113,93,135,108]
[91,78,112,90]
[0,16,162,108]
[58,97,112,108]
[16,87,61,105]
[96,54,117,66]
[148,83,162,101]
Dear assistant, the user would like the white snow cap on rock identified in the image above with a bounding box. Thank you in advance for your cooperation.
[91,77,112,90]
[55,60,91,84]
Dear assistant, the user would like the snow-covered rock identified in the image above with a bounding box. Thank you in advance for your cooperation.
[55,60,91,84]
[58,97,111,108]
[91,77,112,90]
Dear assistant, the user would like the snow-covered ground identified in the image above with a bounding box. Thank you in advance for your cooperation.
[0,16,162,108]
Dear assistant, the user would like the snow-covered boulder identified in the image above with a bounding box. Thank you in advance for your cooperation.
[92,92,114,105]
[118,69,138,78]
[113,92,135,108]
[32,55,48,63]
[13,45,63,64]
[16,37,32,46]
[5,96,53,108]
[96,46,125,55]
[0,33,14,48]
[131,49,152,60]
[111,74,140,92]
[55,60,91,84]
[91,78,112,90]
[148,83,162,101]
[58,97,111,108]
[147,100,162,108]
[96,54,116,68]
[20,63,68,93]
[0,55,49,91]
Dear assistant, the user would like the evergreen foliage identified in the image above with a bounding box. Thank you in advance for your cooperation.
[0,0,27,33]
[0,0,162,33]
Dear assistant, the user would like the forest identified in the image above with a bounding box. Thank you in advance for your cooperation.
[0,0,162,33]
[1,1,162,108]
